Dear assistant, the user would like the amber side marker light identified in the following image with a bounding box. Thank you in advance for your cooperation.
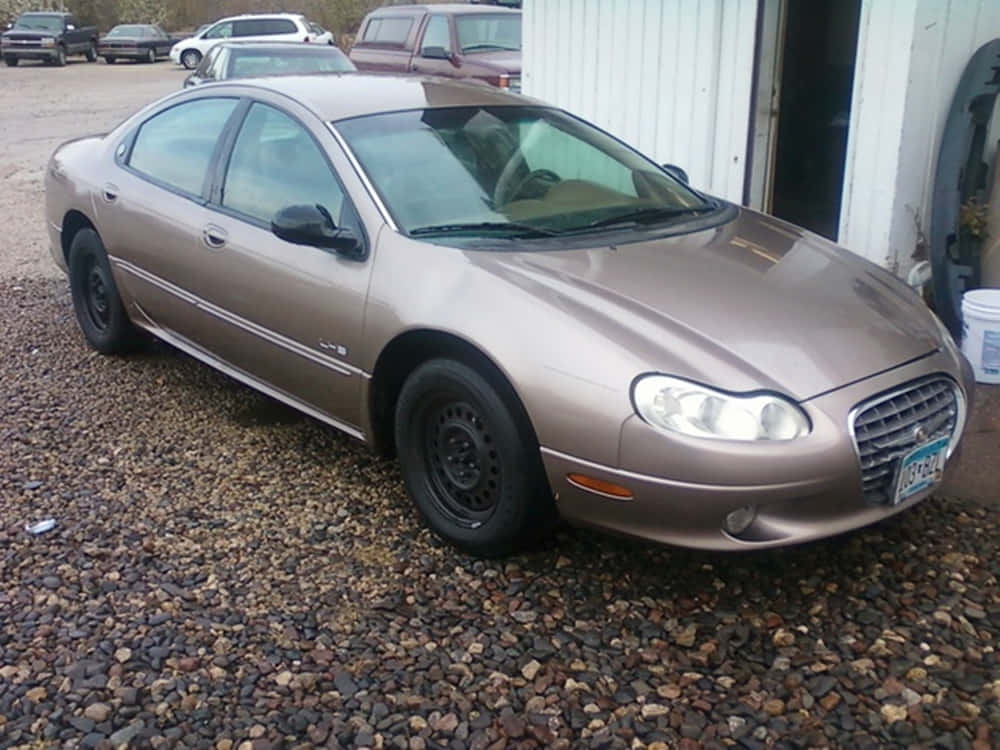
[567,474,634,500]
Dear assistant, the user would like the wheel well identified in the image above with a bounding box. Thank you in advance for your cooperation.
[369,330,535,457]
[61,210,95,266]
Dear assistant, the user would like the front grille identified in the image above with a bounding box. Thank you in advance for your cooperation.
[852,376,959,505]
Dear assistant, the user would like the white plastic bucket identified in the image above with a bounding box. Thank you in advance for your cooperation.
[961,288,1000,384]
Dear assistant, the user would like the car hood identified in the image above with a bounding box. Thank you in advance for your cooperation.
[464,49,520,73]
[478,208,940,401]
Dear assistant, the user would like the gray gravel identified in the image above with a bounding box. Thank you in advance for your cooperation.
[0,61,183,280]
[1,277,998,749]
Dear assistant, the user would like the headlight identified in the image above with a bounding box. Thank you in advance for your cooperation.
[632,375,810,441]
[931,311,959,353]
[41,37,55,46]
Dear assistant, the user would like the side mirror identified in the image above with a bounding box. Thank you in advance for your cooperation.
[421,45,451,60]
[66,24,76,31]
[661,164,689,184]
[271,204,364,259]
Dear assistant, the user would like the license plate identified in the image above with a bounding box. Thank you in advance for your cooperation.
[893,436,949,504]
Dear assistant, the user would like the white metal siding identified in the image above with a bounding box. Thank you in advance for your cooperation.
[523,0,758,202]
[840,0,1000,271]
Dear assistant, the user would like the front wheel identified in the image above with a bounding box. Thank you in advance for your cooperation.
[86,41,97,62]
[3,56,17,67]
[104,56,115,64]
[53,45,66,66]
[145,48,156,63]
[395,359,554,557]
[180,49,201,70]
[68,228,142,354]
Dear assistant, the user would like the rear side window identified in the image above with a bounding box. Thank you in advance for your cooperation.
[128,98,237,196]
[362,16,413,45]
[234,18,298,37]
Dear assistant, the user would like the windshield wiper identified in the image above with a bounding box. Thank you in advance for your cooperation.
[461,44,519,52]
[410,221,558,239]
[578,204,717,232]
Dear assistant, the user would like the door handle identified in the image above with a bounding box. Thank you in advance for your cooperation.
[202,224,227,250]
[101,183,119,203]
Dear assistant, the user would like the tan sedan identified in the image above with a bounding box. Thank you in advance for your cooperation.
[45,74,974,556]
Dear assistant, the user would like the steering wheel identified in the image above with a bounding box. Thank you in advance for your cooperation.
[495,166,561,206]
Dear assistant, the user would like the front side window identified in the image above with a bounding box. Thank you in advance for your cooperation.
[336,106,707,239]
[204,22,233,39]
[455,14,521,52]
[421,16,451,54]
[128,98,237,196]
[221,103,345,226]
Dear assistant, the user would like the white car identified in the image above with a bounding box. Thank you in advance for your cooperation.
[169,13,333,69]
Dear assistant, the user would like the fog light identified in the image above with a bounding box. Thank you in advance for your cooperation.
[724,505,758,535]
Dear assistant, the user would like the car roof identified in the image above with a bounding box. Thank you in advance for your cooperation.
[207,73,533,122]
[215,13,306,22]
[367,4,520,15]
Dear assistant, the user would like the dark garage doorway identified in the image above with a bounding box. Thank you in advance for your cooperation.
[749,0,862,241]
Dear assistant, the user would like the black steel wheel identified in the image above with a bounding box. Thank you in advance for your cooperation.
[53,45,66,66]
[68,228,142,354]
[395,358,554,557]
[86,41,97,62]
[104,56,115,64]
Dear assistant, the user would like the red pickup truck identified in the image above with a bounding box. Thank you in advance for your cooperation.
[349,3,521,93]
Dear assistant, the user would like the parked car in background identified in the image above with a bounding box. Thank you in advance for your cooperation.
[349,3,520,91]
[184,41,355,87]
[169,13,334,70]
[44,74,973,556]
[2,12,97,67]
[99,24,173,64]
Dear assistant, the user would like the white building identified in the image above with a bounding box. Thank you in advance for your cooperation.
[522,0,1000,278]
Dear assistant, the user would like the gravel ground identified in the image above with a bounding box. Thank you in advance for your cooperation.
[2,278,999,749]
[0,61,183,280]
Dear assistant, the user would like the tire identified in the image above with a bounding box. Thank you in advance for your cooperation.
[53,45,66,66]
[104,56,115,64]
[395,358,554,557]
[145,48,156,63]
[86,41,97,62]
[180,49,201,70]
[4,56,17,67]
[68,228,141,354]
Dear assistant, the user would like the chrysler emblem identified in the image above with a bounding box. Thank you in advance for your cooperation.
[913,425,929,443]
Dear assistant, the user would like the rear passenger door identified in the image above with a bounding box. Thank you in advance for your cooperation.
[97,97,241,338]
[190,100,374,430]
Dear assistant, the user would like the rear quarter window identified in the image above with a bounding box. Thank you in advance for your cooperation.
[361,16,413,45]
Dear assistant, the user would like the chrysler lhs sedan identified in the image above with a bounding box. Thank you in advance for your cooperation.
[44,74,974,556]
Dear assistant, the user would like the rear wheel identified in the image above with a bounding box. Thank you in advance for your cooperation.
[180,49,201,70]
[104,56,115,64]
[3,56,17,67]
[68,228,142,354]
[395,359,554,557]
[145,47,156,63]
[86,41,97,62]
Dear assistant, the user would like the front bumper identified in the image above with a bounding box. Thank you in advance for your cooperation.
[98,47,145,58]
[2,47,57,60]
[543,350,974,550]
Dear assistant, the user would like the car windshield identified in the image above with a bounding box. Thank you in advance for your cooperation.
[107,25,144,37]
[455,14,520,52]
[229,48,356,77]
[335,106,710,239]
[13,15,63,31]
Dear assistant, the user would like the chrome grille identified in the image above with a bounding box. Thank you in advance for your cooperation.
[852,377,959,505]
